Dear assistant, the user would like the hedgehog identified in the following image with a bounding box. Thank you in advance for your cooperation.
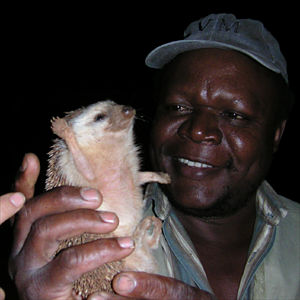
[45,100,170,298]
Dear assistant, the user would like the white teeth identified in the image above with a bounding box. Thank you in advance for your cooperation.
[178,158,213,168]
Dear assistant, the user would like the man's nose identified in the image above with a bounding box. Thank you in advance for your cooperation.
[178,109,222,144]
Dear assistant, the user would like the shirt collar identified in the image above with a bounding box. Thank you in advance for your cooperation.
[145,180,288,226]
[256,181,288,226]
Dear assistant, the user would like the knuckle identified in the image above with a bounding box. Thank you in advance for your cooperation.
[30,217,51,240]
[57,246,85,271]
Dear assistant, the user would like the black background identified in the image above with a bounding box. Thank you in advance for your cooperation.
[1,4,299,298]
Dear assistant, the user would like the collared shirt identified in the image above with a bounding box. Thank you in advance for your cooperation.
[143,181,300,300]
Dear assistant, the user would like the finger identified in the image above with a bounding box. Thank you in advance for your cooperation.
[0,192,25,224]
[20,209,119,270]
[11,186,102,257]
[0,287,5,300]
[32,238,135,299]
[113,272,213,300]
[14,153,40,199]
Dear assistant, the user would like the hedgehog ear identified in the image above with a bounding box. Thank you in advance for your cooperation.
[51,117,69,140]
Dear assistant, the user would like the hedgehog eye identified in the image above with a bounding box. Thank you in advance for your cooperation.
[94,113,106,122]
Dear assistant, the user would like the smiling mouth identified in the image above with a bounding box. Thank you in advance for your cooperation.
[177,158,214,169]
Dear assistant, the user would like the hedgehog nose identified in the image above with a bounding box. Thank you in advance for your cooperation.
[122,106,134,115]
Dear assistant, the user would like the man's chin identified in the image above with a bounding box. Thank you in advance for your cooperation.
[171,198,249,220]
[168,185,258,220]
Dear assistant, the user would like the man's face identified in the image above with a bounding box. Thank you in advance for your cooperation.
[150,49,285,217]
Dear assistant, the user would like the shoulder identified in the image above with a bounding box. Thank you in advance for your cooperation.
[258,195,300,299]
[281,196,300,210]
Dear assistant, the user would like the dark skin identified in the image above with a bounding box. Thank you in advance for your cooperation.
[11,154,210,300]
[9,49,286,300]
[150,49,286,300]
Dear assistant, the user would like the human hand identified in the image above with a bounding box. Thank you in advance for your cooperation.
[88,272,214,300]
[9,153,135,300]
[0,152,32,225]
[0,192,25,300]
[0,192,25,225]
[0,156,29,300]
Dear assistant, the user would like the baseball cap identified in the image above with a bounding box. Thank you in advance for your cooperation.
[145,13,288,83]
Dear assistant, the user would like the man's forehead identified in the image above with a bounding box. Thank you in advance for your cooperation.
[162,49,274,86]
[158,49,282,112]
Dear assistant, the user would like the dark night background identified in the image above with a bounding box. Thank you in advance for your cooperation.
[1,4,299,298]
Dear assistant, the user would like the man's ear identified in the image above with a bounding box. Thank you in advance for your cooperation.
[273,120,287,153]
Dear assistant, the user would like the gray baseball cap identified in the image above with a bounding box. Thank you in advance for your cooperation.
[145,13,288,83]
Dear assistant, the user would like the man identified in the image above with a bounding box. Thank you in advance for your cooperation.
[9,14,299,299]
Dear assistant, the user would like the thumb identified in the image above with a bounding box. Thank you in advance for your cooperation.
[14,153,40,199]
[112,272,214,300]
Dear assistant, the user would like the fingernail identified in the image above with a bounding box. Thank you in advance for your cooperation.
[117,237,135,249]
[80,187,101,202]
[115,274,136,293]
[10,193,26,207]
[99,211,116,223]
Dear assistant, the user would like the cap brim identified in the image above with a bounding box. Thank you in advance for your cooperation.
[145,39,283,77]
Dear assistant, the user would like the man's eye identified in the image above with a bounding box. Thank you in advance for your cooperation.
[166,104,192,113]
[222,111,247,121]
